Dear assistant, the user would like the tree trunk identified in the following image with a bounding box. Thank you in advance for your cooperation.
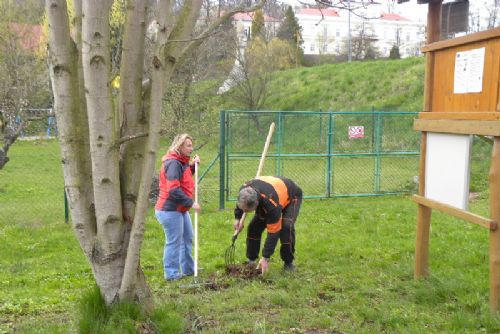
[46,0,96,257]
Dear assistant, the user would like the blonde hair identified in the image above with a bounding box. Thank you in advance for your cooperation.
[169,133,193,154]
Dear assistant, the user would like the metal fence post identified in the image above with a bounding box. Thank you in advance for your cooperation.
[219,110,226,210]
[275,112,283,175]
[64,189,69,223]
[326,112,333,197]
[374,111,382,193]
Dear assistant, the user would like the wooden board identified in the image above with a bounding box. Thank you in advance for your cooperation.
[421,27,500,116]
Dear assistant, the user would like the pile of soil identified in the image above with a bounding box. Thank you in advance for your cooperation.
[225,262,261,279]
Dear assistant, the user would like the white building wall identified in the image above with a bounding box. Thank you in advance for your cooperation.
[296,7,425,58]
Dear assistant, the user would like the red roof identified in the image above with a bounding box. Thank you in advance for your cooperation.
[379,13,411,21]
[232,12,280,22]
[9,23,43,50]
[297,8,340,17]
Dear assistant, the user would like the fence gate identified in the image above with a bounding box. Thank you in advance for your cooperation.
[218,110,420,209]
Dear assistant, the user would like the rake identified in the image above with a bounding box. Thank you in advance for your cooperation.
[224,221,243,266]
[224,122,275,266]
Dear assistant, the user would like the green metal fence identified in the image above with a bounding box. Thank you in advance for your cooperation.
[219,110,420,209]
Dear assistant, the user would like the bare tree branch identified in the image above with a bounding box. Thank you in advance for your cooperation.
[111,132,149,151]
[0,120,24,169]
[180,0,267,59]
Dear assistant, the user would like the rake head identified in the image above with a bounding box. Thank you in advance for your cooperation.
[224,243,236,266]
[224,233,239,266]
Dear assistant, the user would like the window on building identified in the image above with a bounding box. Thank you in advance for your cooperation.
[406,31,411,42]
[336,28,340,37]
[244,28,250,41]
[323,25,328,37]
[310,43,315,52]
[323,44,328,52]
[335,44,340,53]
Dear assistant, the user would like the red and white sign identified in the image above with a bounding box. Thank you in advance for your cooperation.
[348,126,364,139]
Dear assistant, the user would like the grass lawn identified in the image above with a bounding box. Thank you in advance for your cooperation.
[1,140,500,333]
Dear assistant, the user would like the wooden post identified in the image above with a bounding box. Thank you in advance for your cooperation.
[427,0,442,43]
[414,2,442,279]
[415,132,432,278]
[490,137,500,311]
[422,1,441,112]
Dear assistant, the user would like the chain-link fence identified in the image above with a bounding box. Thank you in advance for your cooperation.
[2,109,495,223]
[218,110,421,208]
[0,138,66,226]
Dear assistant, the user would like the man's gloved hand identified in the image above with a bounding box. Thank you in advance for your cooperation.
[256,257,269,274]
[233,219,244,232]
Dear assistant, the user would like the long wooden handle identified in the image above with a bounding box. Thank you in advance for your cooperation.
[234,122,275,237]
[194,162,199,277]
[255,122,275,178]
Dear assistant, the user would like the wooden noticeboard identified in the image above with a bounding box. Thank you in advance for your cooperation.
[412,15,500,312]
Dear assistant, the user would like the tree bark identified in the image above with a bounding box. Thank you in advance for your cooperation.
[46,0,95,257]
[117,0,153,304]
[119,0,148,227]
[81,0,130,304]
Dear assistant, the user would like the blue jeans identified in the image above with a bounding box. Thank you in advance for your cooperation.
[155,210,194,280]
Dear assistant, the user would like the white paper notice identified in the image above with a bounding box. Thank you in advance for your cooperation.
[453,47,485,94]
[467,48,485,93]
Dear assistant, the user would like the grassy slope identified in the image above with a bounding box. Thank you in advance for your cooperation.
[221,57,425,112]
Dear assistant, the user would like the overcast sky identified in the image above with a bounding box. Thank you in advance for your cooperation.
[393,1,428,22]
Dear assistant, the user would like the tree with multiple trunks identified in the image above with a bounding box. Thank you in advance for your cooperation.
[45,0,264,309]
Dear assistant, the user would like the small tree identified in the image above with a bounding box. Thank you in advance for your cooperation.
[251,9,265,40]
[276,6,302,65]
[277,6,300,43]
[160,15,237,144]
[0,4,51,169]
[340,21,378,61]
[389,44,400,59]
[226,36,294,114]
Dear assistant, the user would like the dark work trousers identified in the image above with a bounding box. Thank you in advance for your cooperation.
[246,196,302,264]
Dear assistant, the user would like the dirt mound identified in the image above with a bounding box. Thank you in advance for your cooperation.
[225,262,261,279]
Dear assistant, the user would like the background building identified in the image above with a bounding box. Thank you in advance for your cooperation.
[295,5,425,58]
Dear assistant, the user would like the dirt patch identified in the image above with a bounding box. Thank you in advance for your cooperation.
[180,276,229,291]
[225,262,262,279]
[180,263,263,293]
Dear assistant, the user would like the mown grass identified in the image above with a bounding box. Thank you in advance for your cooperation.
[1,140,500,333]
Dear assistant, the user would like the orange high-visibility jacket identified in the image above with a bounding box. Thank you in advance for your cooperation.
[234,176,302,258]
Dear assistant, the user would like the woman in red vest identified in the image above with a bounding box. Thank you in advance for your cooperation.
[155,134,201,281]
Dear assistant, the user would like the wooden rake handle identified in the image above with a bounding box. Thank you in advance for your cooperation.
[232,122,276,239]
